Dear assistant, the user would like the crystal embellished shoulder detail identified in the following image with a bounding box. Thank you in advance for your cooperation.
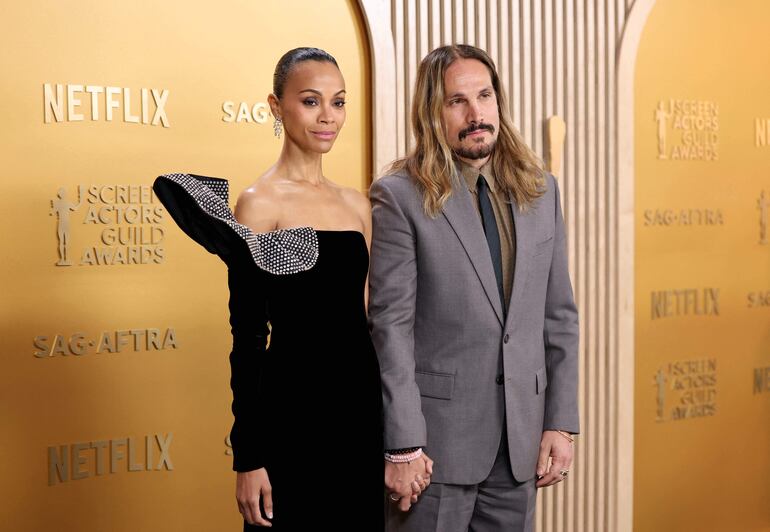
[156,173,318,275]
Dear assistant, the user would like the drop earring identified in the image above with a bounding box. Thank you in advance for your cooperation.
[273,118,283,139]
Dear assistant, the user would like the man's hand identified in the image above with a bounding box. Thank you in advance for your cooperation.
[385,452,434,511]
[236,468,273,527]
[535,430,573,488]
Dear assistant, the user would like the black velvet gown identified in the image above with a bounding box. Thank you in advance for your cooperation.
[153,173,384,531]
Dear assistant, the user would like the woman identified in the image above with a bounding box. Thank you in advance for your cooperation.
[154,48,391,530]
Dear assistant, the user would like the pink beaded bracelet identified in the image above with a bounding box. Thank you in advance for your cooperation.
[384,448,423,463]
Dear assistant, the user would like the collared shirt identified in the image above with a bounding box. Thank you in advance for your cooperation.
[458,160,516,310]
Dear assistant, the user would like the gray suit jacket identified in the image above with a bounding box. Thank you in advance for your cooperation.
[368,170,579,485]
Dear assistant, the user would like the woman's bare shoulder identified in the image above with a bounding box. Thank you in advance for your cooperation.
[337,184,371,215]
[234,175,282,233]
[336,184,371,235]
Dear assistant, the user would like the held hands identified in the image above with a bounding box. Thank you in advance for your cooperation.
[236,468,273,527]
[384,452,434,512]
[535,430,574,488]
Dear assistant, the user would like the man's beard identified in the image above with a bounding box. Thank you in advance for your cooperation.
[454,138,496,160]
[454,123,496,159]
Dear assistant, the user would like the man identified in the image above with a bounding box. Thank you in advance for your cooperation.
[368,45,579,531]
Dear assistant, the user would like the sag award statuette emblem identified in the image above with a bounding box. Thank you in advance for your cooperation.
[758,190,768,245]
[654,368,667,422]
[50,185,85,266]
[655,101,670,160]
[545,116,566,178]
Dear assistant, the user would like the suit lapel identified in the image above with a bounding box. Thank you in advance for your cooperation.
[441,180,505,325]
[504,196,533,331]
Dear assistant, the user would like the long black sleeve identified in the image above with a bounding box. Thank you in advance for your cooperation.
[227,263,270,472]
[152,173,273,472]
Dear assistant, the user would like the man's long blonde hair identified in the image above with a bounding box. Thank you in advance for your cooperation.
[388,45,544,217]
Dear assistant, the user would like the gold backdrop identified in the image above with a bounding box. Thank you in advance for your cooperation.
[0,1,371,531]
[634,1,770,531]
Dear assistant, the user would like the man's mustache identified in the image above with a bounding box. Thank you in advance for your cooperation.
[458,123,495,140]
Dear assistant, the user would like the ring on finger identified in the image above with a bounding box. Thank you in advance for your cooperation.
[389,493,401,502]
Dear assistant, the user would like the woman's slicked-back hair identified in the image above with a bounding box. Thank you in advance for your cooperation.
[273,47,339,99]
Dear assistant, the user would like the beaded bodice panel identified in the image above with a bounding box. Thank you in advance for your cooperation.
[159,173,318,275]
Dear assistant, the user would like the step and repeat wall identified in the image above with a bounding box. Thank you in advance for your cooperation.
[634,1,770,531]
[0,1,370,531]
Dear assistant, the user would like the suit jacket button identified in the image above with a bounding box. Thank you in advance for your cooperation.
[496,374,504,385]
[503,334,510,344]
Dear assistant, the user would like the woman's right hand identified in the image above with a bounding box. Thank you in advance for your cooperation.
[236,468,273,527]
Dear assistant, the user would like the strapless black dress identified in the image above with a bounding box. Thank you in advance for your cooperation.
[153,173,384,531]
